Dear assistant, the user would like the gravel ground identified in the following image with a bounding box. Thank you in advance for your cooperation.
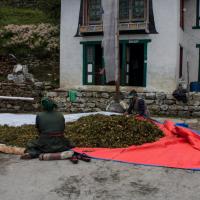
[1,153,200,200]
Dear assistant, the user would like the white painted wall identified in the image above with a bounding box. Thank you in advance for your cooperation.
[60,0,180,92]
[182,0,200,84]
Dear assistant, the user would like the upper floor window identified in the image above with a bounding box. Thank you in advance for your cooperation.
[196,0,200,27]
[84,0,147,25]
[119,0,147,22]
[88,0,102,24]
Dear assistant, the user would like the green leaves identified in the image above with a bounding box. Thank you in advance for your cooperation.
[65,115,164,148]
[0,115,164,148]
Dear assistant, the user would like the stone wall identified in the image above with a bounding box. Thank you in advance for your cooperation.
[0,82,44,113]
[1,84,200,117]
[47,90,200,117]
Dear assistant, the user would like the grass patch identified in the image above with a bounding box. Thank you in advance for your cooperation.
[0,6,55,26]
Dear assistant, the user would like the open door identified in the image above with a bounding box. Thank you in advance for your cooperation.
[125,43,145,86]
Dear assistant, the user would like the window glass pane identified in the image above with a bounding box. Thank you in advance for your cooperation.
[87,46,94,63]
[132,0,145,21]
[88,64,93,73]
[88,75,93,83]
[88,0,102,23]
[119,0,129,20]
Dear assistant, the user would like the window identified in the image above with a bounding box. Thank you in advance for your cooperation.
[88,0,102,24]
[82,40,150,87]
[119,0,147,22]
[83,44,105,85]
[194,0,200,28]
[179,46,183,78]
[180,0,184,29]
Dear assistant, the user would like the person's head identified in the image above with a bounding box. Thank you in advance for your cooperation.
[41,97,57,112]
[127,90,138,101]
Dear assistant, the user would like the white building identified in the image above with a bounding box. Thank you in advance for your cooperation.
[60,0,200,93]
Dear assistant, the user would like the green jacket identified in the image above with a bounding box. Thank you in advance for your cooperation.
[36,111,65,135]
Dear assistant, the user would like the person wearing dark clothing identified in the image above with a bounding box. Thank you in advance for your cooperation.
[173,84,188,103]
[124,90,150,118]
[20,97,75,161]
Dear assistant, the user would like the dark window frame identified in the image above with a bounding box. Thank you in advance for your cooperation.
[119,0,148,23]
[179,46,183,78]
[193,0,200,29]
[180,0,184,30]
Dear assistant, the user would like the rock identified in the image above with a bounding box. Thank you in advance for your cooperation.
[76,92,83,97]
[160,105,168,111]
[86,103,96,108]
[101,93,110,98]
[192,112,200,117]
[32,104,40,109]
[156,92,166,100]
[34,82,43,88]
[188,100,200,106]
[145,93,156,100]
[106,101,125,113]
[166,94,175,100]
[164,100,176,105]
[85,93,92,97]
[14,106,20,111]
[149,105,160,111]
[145,100,155,105]
[47,92,58,98]
[7,74,14,81]
[192,93,200,101]
[94,108,102,112]
[13,64,23,73]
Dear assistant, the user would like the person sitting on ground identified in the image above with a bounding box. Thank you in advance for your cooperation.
[124,90,150,118]
[20,97,90,163]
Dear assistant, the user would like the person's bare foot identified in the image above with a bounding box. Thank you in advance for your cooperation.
[20,153,32,160]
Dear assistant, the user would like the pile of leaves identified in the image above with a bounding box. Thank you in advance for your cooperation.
[0,115,164,148]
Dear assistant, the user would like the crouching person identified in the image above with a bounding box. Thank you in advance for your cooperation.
[21,97,90,163]
[124,90,150,118]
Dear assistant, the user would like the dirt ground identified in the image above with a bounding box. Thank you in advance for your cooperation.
[1,153,200,200]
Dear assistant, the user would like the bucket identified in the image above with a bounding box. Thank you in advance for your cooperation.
[69,90,77,102]
[190,82,200,92]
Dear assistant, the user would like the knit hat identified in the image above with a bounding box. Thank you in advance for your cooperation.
[41,97,57,111]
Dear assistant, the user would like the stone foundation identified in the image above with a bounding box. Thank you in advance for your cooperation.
[47,90,200,117]
[1,83,200,117]
[0,82,44,113]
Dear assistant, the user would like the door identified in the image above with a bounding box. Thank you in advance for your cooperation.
[125,43,145,86]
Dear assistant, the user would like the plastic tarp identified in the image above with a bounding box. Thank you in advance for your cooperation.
[74,120,200,170]
[102,0,118,83]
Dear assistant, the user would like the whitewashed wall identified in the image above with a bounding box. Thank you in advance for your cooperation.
[60,0,180,92]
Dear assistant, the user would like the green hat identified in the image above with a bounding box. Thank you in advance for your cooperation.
[41,97,57,111]
[127,90,138,99]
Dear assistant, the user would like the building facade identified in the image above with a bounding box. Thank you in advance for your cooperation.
[60,0,200,93]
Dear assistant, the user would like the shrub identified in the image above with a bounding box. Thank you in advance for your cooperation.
[0,24,59,56]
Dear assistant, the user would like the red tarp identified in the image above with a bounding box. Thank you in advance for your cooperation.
[74,120,200,170]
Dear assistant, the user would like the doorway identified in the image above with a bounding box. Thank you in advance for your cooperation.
[125,43,145,86]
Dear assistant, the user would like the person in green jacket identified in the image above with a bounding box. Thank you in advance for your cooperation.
[21,97,90,163]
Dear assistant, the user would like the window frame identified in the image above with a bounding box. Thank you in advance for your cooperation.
[196,44,200,82]
[81,39,151,87]
[83,0,102,25]
[119,0,148,23]
[193,0,200,29]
